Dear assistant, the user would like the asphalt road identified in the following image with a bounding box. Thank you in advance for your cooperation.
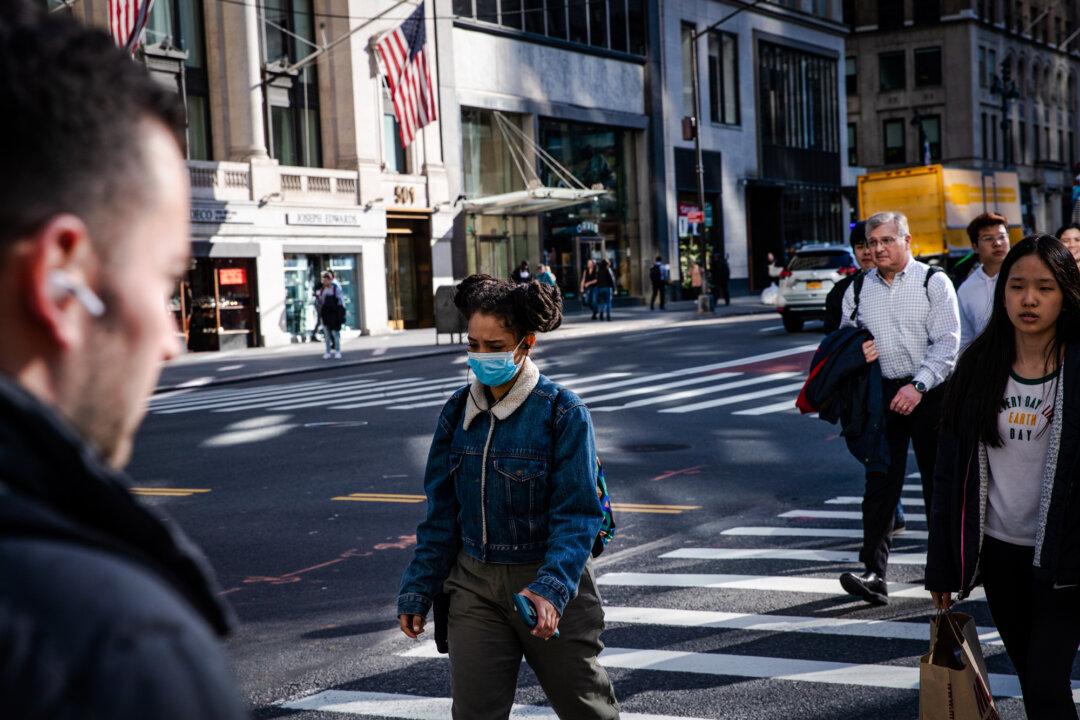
[127,315,1061,720]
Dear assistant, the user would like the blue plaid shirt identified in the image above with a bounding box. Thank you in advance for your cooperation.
[840,258,960,390]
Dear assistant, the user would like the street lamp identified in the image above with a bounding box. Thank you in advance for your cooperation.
[685,0,767,309]
[991,60,1020,168]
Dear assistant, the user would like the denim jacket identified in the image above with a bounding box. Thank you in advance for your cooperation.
[397,358,602,617]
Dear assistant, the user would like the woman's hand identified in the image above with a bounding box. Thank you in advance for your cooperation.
[931,591,953,611]
[519,588,560,640]
[398,613,426,639]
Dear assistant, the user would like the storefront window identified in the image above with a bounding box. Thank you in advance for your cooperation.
[283,254,361,340]
[146,0,213,160]
[461,108,526,198]
[179,257,259,351]
[539,119,639,296]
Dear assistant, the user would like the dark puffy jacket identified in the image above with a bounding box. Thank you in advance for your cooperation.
[796,327,889,474]
[0,377,248,720]
[926,341,1080,599]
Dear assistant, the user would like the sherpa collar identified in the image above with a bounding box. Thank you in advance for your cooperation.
[463,357,540,430]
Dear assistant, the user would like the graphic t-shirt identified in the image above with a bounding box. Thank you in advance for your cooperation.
[985,370,1057,546]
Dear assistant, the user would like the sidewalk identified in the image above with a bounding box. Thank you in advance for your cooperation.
[156,294,776,392]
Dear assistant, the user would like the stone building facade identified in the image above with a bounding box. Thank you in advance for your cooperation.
[845,0,1080,235]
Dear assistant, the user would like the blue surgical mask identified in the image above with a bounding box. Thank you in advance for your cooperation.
[467,339,526,387]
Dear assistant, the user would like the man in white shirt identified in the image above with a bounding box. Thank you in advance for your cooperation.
[839,211,961,605]
[957,213,1010,351]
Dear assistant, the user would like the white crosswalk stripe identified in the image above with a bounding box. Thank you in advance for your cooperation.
[731,397,799,415]
[661,548,927,565]
[149,346,819,417]
[827,496,926,506]
[779,509,927,522]
[721,526,930,540]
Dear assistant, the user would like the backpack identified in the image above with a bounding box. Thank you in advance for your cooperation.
[321,289,346,326]
[549,390,616,557]
[649,264,663,284]
[849,265,944,323]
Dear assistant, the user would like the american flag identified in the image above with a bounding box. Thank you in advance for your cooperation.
[375,3,437,148]
[108,0,155,54]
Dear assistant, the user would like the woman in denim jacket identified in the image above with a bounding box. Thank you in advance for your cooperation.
[397,274,618,720]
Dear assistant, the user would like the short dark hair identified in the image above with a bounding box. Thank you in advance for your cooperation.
[655,255,663,262]
[966,212,1009,246]
[848,221,867,251]
[454,274,562,338]
[0,1,185,258]
[1056,223,1080,239]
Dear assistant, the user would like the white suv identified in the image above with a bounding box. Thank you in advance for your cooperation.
[775,245,858,332]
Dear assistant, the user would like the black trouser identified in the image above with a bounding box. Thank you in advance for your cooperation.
[859,379,943,578]
[982,537,1080,719]
[712,281,730,306]
[650,281,665,309]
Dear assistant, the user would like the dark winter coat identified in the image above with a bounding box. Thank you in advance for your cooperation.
[0,377,248,720]
[926,340,1080,599]
[796,326,890,475]
[823,272,859,333]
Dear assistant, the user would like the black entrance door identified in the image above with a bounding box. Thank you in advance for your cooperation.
[747,185,784,293]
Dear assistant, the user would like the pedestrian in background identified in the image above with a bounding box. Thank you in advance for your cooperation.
[0,4,247,717]
[316,270,345,359]
[711,253,731,308]
[511,260,532,284]
[580,259,597,312]
[957,212,1010,351]
[649,255,667,310]
[928,236,1080,719]
[594,259,616,321]
[397,274,618,720]
[838,211,960,605]
[1056,223,1080,270]
[689,261,703,299]
[767,251,784,281]
[537,264,557,287]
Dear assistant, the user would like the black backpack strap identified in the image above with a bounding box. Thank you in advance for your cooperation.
[924,265,944,301]
[848,271,865,322]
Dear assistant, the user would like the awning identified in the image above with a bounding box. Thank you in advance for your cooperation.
[462,187,607,216]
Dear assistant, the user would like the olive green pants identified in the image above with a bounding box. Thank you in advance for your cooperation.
[443,551,619,720]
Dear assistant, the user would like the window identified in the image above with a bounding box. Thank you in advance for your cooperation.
[846,56,857,96]
[913,0,941,25]
[842,0,855,28]
[708,32,739,125]
[681,24,696,119]
[146,0,212,160]
[264,0,322,168]
[588,0,607,47]
[502,0,522,29]
[568,0,588,44]
[992,115,999,161]
[884,119,905,164]
[982,112,989,159]
[879,51,905,92]
[1070,131,1075,167]
[914,47,942,87]
[523,0,544,34]
[988,49,997,86]
[878,0,903,30]
[1059,129,1064,162]
[547,0,567,38]
[608,0,627,52]
[921,115,941,161]
[383,100,408,174]
[758,41,841,155]
[456,0,647,53]
[848,122,857,165]
[979,46,987,87]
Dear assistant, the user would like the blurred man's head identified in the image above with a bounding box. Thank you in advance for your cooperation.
[0,3,189,468]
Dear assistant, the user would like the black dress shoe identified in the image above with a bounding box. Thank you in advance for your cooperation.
[840,571,889,605]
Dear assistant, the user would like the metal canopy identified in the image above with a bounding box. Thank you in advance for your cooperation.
[462,187,607,216]
[462,111,608,217]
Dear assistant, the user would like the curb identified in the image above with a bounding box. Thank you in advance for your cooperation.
[154,305,777,394]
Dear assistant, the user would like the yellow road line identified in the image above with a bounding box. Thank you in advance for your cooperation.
[346,493,427,499]
[333,495,426,504]
[131,487,211,497]
[612,503,702,511]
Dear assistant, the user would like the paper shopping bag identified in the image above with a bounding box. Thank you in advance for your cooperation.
[919,611,1000,720]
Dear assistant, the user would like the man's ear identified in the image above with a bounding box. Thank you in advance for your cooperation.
[21,214,97,350]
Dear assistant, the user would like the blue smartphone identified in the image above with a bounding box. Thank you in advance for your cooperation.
[513,594,560,639]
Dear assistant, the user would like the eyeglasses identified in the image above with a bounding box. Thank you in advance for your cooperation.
[978,233,1010,245]
[865,237,899,250]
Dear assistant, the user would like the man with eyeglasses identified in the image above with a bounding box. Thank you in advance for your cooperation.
[957,213,1011,351]
[838,211,960,605]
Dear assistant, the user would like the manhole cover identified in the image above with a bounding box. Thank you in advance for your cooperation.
[620,443,690,453]
[303,421,369,429]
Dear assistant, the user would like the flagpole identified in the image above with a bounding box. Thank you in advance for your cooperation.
[281,0,418,76]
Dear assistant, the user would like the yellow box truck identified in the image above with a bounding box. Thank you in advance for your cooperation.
[856,165,1022,261]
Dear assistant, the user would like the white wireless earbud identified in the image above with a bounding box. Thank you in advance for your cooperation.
[49,270,106,318]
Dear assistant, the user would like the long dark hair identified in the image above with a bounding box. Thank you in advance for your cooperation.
[943,235,1080,447]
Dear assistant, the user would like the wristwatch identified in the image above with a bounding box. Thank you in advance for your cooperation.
[913,381,928,394]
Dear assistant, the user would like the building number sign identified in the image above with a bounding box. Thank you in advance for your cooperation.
[394,185,416,206]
